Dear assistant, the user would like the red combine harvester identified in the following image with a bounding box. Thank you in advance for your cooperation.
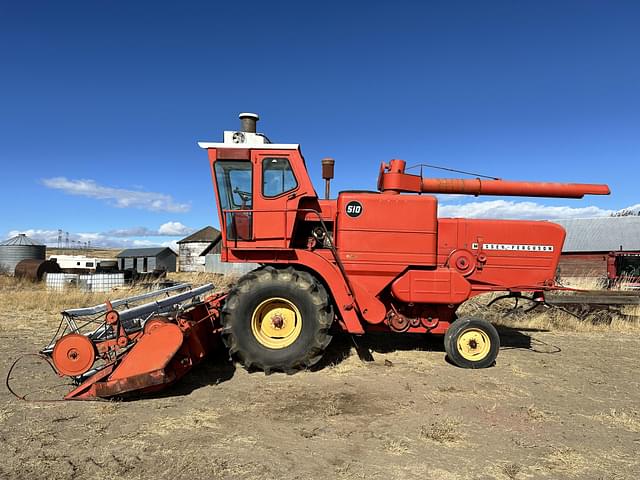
[28,113,610,400]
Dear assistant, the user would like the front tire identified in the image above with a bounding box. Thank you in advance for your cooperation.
[221,266,334,373]
[444,317,500,368]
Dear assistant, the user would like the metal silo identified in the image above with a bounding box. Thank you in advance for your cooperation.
[0,234,46,275]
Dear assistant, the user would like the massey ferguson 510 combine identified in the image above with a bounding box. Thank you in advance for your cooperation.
[22,113,613,400]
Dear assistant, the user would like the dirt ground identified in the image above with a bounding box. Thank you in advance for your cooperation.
[1,298,640,480]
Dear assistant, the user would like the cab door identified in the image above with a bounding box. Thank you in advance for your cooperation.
[251,150,300,247]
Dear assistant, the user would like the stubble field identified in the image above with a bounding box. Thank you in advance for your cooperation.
[0,275,639,480]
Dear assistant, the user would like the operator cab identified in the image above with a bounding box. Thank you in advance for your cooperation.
[199,113,325,250]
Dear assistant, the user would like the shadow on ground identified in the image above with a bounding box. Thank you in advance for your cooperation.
[135,325,561,399]
[126,349,236,401]
[317,326,561,370]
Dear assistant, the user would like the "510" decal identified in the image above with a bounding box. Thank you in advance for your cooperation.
[345,201,363,218]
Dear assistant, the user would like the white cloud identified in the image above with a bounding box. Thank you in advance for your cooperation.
[438,200,614,220]
[7,229,124,248]
[158,221,193,236]
[6,222,195,249]
[161,240,179,252]
[105,227,158,237]
[42,177,190,213]
[105,222,193,238]
[7,229,59,244]
[131,239,160,247]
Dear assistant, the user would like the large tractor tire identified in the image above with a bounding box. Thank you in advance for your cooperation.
[221,266,334,373]
[444,317,500,369]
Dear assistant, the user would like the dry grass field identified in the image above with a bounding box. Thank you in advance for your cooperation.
[1,274,639,479]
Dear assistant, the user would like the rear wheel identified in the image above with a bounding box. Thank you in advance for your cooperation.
[444,317,500,368]
[221,266,334,373]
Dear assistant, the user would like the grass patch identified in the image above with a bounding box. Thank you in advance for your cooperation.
[0,406,13,423]
[501,463,521,479]
[0,273,231,334]
[141,408,221,435]
[460,291,640,333]
[544,446,588,475]
[167,272,236,290]
[324,399,342,417]
[524,404,547,422]
[383,438,411,455]
[419,417,464,444]
[588,408,640,433]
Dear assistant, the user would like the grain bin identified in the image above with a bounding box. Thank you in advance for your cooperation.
[0,234,46,275]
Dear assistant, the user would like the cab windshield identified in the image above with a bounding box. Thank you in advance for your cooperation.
[214,161,252,210]
[214,161,252,240]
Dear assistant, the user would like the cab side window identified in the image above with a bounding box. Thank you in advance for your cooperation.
[262,157,297,197]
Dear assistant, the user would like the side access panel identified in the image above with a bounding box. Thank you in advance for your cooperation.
[437,218,566,289]
[391,269,471,304]
[336,192,438,267]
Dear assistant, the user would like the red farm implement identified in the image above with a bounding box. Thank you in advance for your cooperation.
[11,113,628,400]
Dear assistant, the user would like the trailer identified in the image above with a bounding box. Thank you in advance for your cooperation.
[48,254,118,274]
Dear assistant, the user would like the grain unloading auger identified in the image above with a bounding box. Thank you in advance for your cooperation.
[31,284,226,400]
[19,113,613,401]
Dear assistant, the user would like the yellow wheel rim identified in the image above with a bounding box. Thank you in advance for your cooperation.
[251,297,302,349]
[457,328,491,361]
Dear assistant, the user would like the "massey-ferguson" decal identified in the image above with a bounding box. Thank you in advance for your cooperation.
[471,243,554,252]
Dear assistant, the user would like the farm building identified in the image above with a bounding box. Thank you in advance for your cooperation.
[116,247,177,273]
[177,226,222,272]
[0,234,46,274]
[554,216,640,281]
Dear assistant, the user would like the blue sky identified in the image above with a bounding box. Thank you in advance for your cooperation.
[1,1,638,249]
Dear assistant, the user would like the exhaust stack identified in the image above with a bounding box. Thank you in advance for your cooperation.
[322,157,335,200]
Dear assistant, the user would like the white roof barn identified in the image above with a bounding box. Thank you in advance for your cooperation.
[553,217,640,253]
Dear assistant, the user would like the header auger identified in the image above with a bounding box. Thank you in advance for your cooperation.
[18,113,611,400]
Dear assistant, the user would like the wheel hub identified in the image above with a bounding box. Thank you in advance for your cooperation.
[271,313,285,329]
[457,328,491,361]
[251,298,302,349]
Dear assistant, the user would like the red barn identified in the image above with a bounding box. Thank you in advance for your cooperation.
[553,217,640,285]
